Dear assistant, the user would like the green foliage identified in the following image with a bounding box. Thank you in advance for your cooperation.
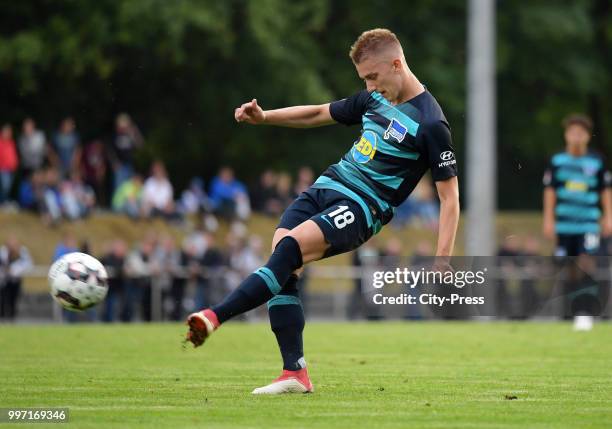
[0,0,610,208]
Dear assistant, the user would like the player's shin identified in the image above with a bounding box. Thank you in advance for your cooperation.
[212,236,303,323]
[268,274,306,371]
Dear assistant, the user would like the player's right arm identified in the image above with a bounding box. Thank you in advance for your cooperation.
[235,99,334,128]
[235,91,370,128]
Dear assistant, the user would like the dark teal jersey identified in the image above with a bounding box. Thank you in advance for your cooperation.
[321,89,457,224]
[543,151,611,235]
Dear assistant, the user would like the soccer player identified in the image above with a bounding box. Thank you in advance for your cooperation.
[186,29,460,393]
[542,114,612,326]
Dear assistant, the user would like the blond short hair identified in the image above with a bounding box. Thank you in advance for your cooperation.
[349,28,402,64]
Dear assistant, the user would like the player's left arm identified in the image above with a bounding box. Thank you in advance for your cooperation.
[435,176,460,257]
[421,120,460,257]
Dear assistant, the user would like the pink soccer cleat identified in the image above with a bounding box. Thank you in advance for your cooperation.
[185,309,220,347]
[251,368,314,394]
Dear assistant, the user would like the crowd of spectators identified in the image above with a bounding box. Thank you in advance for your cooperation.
[2,115,352,227]
[67,228,266,323]
[0,227,268,322]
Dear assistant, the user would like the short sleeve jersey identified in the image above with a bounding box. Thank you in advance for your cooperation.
[325,90,457,219]
[543,151,611,234]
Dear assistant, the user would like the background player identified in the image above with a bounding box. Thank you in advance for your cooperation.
[543,114,612,328]
[185,29,460,393]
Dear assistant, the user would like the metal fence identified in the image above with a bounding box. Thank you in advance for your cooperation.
[4,256,612,322]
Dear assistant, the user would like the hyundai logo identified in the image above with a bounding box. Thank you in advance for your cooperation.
[440,151,454,161]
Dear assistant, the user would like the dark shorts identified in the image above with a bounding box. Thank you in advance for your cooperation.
[278,187,379,259]
[555,233,600,257]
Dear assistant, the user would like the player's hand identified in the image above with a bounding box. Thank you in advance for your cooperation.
[542,218,555,240]
[431,256,454,274]
[234,99,266,124]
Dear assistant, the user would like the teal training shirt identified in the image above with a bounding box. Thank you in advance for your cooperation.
[320,89,457,225]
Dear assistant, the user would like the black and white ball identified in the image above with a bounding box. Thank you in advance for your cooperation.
[48,252,108,311]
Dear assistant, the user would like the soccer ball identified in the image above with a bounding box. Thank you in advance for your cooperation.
[48,252,108,311]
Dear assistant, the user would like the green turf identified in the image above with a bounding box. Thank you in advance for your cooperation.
[1,322,610,428]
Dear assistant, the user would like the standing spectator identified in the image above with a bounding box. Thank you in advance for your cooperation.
[496,235,522,318]
[195,232,226,310]
[111,113,143,190]
[125,236,158,322]
[293,166,314,197]
[348,238,382,320]
[100,239,128,322]
[18,118,53,177]
[112,174,143,219]
[176,239,203,321]
[0,124,19,204]
[142,161,176,218]
[250,170,280,215]
[0,236,33,320]
[275,172,294,211]
[154,235,183,321]
[209,166,250,221]
[52,117,81,179]
[81,140,109,206]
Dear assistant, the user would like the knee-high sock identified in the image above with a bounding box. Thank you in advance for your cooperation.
[268,274,306,371]
[212,236,303,323]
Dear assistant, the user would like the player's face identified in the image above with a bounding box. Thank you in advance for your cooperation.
[564,124,590,150]
[356,56,402,102]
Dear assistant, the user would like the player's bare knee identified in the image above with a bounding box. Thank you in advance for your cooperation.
[272,228,291,251]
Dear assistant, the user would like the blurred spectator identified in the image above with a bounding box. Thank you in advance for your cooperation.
[405,240,434,320]
[53,232,78,262]
[250,170,281,215]
[142,161,176,219]
[517,236,541,318]
[60,172,95,220]
[42,168,62,225]
[293,166,314,197]
[81,140,109,206]
[18,118,54,177]
[179,238,204,320]
[233,235,265,277]
[209,166,250,221]
[153,235,183,321]
[52,117,81,178]
[393,175,439,229]
[179,177,212,215]
[276,172,294,211]
[125,236,158,321]
[496,235,523,318]
[100,239,128,322]
[0,236,33,320]
[184,228,209,260]
[195,232,226,310]
[112,174,143,219]
[348,238,382,320]
[111,113,143,190]
[0,124,18,204]
[18,170,44,211]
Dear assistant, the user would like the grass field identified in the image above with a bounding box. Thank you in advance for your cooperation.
[1,322,610,428]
